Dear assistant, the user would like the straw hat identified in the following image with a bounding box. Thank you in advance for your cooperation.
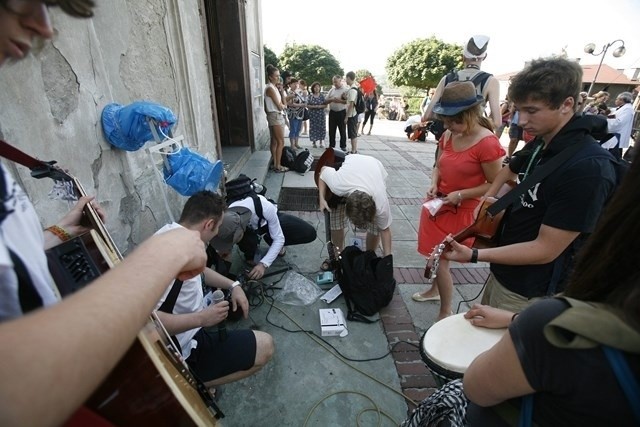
[432,81,484,116]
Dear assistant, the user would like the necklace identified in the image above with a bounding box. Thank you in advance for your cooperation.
[466,64,480,70]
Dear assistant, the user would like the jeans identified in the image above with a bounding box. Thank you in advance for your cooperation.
[328,109,346,150]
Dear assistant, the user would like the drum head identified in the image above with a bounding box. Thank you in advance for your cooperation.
[421,313,505,374]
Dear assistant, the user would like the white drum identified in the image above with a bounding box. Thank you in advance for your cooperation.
[419,313,505,386]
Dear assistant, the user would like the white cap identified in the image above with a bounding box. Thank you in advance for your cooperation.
[463,35,490,59]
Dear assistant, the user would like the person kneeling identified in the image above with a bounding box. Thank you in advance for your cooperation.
[155,191,274,387]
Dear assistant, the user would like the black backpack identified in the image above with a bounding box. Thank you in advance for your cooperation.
[444,69,492,96]
[338,245,396,322]
[225,174,266,205]
[351,87,366,114]
[292,149,314,174]
[281,146,296,169]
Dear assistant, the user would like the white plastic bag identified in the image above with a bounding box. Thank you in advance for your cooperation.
[277,271,324,306]
[423,198,444,216]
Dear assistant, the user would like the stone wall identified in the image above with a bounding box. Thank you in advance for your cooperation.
[0,0,218,253]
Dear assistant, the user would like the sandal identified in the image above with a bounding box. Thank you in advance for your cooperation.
[319,142,324,148]
[279,166,289,172]
[312,142,317,148]
[320,258,332,271]
[278,248,287,257]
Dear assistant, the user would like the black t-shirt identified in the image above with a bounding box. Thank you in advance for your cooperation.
[491,118,617,297]
[467,298,640,426]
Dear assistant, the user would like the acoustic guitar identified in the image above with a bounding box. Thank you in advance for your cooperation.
[424,181,515,280]
[20,157,223,425]
[314,147,346,208]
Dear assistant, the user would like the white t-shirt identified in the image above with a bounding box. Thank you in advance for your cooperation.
[320,154,391,230]
[0,166,59,320]
[326,85,348,112]
[154,222,204,358]
[603,103,634,149]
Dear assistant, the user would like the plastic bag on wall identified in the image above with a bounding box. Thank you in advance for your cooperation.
[163,147,224,196]
[101,101,177,151]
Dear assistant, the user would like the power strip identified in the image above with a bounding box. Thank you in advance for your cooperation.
[320,283,342,304]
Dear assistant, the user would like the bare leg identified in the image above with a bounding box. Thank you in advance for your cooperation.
[351,137,358,153]
[273,124,285,170]
[434,259,454,320]
[204,331,274,386]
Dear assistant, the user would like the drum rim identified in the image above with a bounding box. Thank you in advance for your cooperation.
[419,330,464,383]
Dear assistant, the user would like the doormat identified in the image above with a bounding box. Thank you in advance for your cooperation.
[277,187,319,211]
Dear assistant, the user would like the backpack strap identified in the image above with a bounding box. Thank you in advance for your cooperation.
[249,193,265,224]
[470,71,492,94]
[158,279,183,314]
[157,279,184,353]
[602,346,640,423]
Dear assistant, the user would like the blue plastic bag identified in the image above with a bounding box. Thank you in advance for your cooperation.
[101,101,177,151]
[163,148,224,196]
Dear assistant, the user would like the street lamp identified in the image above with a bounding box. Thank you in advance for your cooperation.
[584,39,626,96]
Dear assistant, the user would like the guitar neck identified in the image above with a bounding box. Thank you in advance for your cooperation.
[72,177,122,261]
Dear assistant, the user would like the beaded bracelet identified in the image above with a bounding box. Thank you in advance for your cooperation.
[46,225,72,242]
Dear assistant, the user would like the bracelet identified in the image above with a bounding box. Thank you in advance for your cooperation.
[457,192,463,206]
[470,248,479,263]
[511,312,519,323]
[229,281,241,291]
[46,225,72,242]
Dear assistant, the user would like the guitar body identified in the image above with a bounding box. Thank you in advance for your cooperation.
[86,314,218,426]
[424,181,515,279]
[44,177,221,426]
[314,147,346,208]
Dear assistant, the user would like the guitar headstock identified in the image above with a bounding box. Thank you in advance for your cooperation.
[425,242,446,281]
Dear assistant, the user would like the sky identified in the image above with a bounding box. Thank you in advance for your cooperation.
[261,0,640,79]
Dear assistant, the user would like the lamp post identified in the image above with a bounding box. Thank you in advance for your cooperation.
[584,39,626,96]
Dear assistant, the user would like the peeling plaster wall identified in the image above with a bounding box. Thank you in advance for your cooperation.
[0,0,217,253]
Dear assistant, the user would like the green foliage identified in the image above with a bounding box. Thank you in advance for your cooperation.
[279,43,344,86]
[406,97,423,116]
[386,36,463,90]
[263,45,278,70]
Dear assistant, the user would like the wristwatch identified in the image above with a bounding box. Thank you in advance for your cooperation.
[470,248,479,263]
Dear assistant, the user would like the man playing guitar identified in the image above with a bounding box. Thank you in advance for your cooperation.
[443,58,618,312]
[0,2,208,425]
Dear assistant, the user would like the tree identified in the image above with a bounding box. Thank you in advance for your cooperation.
[264,45,279,69]
[279,43,343,86]
[386,37,462,90]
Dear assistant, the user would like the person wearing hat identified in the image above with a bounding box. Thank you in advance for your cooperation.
[443,58,618,312]
[213,191,317,281]
[413,81,505,321]
[154,191,274,388]
[422,35,502,132]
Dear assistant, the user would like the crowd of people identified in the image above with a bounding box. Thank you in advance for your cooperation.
[1,2,637,424]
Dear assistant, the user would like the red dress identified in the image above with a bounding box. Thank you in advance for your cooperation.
[417,133,505,257]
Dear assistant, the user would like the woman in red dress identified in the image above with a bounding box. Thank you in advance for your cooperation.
[414,81,505,320]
